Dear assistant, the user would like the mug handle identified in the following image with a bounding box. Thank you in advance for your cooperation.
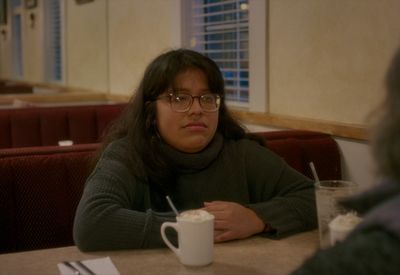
[161,222,181,258]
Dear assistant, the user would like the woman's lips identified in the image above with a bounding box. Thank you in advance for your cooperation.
[184,122,207,130]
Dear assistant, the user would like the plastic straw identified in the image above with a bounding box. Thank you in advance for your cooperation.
[309,162,320,182]
[166,195,180,216]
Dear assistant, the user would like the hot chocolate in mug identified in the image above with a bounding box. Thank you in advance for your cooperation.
[161,209,214,266]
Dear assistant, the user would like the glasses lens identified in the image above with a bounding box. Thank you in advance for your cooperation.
[167,93,221,112]
[171,94,191,111]
[200,94,220,111]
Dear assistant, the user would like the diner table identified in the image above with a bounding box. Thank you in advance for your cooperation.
[0,230,318,275]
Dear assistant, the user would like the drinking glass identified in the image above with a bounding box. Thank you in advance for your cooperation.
[315,180,358,248]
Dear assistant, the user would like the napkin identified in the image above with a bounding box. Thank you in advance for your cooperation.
[58,256,120,275]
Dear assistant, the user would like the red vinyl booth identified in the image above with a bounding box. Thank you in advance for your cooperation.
[0,103,127,149]
[0,130,341,254]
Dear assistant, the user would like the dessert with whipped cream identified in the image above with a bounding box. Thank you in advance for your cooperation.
[329,212,362,245]
[178,209,214,222]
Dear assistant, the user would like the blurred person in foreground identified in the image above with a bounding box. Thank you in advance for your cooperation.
[73,49,317,251]
[292,48,400,274]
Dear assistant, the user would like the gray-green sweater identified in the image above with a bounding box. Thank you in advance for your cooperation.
[73,135,317,251]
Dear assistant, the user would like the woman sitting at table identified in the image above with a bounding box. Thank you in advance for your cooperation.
[73,49,317,251]
[292,48,400,274]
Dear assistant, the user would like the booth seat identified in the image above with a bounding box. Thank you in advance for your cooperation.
[0,130,341,254]
[0,103,127,149]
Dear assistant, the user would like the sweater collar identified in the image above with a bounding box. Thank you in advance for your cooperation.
[159,133,224,173]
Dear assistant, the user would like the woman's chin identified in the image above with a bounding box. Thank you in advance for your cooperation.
[178,139,210,153]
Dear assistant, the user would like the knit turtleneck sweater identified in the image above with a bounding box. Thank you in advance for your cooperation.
[73,134,316,251]
[159,133,224,174]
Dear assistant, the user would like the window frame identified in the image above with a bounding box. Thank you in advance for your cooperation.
[179,0,268,112]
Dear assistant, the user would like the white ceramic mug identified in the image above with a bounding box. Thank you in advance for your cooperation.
[161,209,214,266]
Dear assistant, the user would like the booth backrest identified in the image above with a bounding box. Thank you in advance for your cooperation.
[259,130,341,181]
[0,130,341,254]
[0,82,33,94]
[0,103,127,148]
[0,146,96,253]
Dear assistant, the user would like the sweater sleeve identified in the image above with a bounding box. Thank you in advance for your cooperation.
[73,141,176,251]
[291,230,400,275]
[244,141,317,238]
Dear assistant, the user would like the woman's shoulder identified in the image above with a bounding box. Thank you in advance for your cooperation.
[101,136,131,159]
[224,136,264,148]
[226,135,272,151]
[223,136,279,161]
[293,229,400,275]
[357,192,400,239]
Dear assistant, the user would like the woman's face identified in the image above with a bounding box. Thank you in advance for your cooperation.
[155,69,219,153]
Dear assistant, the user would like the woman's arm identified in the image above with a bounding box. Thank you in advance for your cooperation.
[73,141,175,251]
[245,140,317,238]
[203,139,316,242]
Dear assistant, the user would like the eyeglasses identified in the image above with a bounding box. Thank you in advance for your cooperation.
[158,92,221,112]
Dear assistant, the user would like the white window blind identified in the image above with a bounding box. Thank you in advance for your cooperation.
[11,0,23,78]
[187,0,249,104]
[44,0,63,82]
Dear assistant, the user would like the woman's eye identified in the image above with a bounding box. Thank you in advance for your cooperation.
[203,97,213,103]
[174,95,189,102]
[202,95,215,104]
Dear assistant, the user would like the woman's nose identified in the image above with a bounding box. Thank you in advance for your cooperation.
[188,97,203,114]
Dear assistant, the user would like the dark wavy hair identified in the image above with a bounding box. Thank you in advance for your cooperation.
[372,48,400,182]
[99,49,252,196]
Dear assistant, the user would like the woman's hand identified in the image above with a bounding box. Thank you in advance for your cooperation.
[203,201,265,243]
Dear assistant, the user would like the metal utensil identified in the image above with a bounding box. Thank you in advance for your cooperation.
[62,261,80,275]
[75,261,96,275]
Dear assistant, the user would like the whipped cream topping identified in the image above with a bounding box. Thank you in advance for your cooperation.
[329,212,362,231]
[178,209,214,222]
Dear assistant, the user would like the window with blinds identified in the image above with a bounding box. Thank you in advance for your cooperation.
[186,0,249,105]
[44,0,63,82]
[11,0,23,78]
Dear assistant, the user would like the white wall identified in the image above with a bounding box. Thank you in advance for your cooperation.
[0,0,396,189]
[2,0,400,127]
[0,2,44,81]
[335,137,375,190]
[269,0,400,125]
[65,0,108,91]
[23,3,44,82]
[107,0,180,95]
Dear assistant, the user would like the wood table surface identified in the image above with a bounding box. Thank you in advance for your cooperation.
[0,230,319,275]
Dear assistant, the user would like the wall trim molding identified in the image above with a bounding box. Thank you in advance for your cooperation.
[232,110,368,141]
[0,80,368,141]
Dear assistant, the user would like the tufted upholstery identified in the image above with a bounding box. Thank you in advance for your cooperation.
[0,145,97,253]
[0,103,127,148]
[0,130,341,254]
[259,130,341,180]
